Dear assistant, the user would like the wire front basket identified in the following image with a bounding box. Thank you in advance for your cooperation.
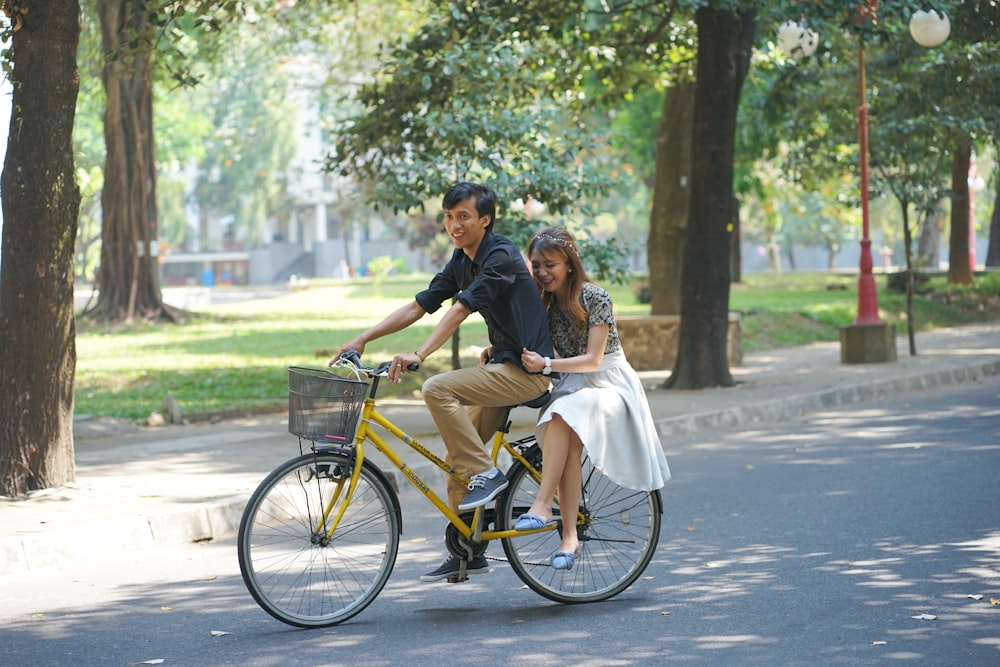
[288,366,367,443]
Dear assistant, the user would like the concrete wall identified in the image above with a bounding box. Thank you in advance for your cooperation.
[617,313,742,372]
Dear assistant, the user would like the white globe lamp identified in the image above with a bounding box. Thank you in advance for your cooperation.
[777,20,819,59]
[909,10,950,48]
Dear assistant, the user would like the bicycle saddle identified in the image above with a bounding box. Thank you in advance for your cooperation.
[520,391,551,409]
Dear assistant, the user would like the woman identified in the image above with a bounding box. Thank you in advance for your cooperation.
[517,226,671,570]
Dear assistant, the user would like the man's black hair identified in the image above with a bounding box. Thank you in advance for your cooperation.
[443,182,497,230]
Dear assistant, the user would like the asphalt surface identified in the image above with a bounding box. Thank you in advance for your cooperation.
[1,323,998,578]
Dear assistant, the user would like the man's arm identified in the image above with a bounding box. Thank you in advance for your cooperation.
[383,300,473,383]
[415,300,472,359]
[331,300,427,365]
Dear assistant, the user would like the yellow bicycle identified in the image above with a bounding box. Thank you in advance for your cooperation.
[237,353,663,627]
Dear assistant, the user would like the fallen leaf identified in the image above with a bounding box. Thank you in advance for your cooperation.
[871,641,887,646]
[133,661,164,666]
[661,611,672,616]
[967,594,983,600]
[686,525,696,532]
[160,606,172,611]
[210,630,230,637]
[991,598,1000,606]
[911,613,937,620]
[31,613,44,620]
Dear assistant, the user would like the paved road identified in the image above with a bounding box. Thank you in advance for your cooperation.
[2,377,997,666]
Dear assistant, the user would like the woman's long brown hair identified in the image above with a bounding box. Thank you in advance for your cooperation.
[527,226,589,326]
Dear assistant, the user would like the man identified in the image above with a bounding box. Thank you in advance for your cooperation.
[333,181,553,582]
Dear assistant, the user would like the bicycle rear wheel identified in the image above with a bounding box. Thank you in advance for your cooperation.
[498,443,662,604]
[238,450,400,627]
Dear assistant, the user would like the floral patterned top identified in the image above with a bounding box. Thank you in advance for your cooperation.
[547,282,621,358]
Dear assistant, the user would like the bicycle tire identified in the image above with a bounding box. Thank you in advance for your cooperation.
[238,450,400,628]
[498,443,662,604]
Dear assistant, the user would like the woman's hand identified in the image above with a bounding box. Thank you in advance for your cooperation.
[521,347,544,373]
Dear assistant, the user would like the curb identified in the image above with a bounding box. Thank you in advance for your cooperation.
[0,497,249,578]
[654,358,1000,438]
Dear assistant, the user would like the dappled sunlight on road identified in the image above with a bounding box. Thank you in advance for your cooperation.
[652,380,1000,663]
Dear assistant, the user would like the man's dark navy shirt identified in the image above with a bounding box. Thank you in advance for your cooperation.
[415,231,554,369]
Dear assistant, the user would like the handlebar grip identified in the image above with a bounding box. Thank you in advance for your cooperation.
[407,362,421,372]
[339,349,362,366]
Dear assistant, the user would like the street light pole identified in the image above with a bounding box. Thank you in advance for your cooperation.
[778,5,950,362]
[852,3,883,326]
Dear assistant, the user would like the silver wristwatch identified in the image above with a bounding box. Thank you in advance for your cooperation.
[542,356,552,376]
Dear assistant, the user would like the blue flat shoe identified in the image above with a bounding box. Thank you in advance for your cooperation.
[550,550,576,571]
[514,513,554,531]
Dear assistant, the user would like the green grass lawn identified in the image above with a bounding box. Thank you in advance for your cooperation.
[75,271,1000,421]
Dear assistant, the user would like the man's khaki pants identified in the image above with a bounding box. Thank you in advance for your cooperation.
[422,360,550,511]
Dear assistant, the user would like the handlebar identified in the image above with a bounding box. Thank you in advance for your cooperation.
[335,350,420,377]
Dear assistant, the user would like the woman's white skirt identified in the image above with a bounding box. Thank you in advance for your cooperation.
[535,349,671,491]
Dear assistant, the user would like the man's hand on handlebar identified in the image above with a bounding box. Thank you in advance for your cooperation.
[330,339,365,368]
[334,349,362,369]
[388,353,421,383]
[329,346,420,381]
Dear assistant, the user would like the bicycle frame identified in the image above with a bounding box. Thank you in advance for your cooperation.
[337,395,546,543]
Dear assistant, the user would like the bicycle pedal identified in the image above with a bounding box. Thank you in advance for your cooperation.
[446,574,469,583]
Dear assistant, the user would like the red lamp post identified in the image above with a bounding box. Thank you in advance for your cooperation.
[779,6,950,360]
[852,1,882,326]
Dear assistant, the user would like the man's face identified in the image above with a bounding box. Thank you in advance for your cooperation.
[443,196,490,256]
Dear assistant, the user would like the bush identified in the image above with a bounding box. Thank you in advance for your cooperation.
[635,282,651,304]
[886,271,931,294]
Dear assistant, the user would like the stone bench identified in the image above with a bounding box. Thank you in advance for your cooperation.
[616,313,742,372]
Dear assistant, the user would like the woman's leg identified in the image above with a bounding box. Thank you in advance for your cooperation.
[525,414,573,521]
[555,434,583,554]
[525,414,582,553]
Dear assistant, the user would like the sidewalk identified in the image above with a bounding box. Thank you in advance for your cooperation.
[1,324,998,577]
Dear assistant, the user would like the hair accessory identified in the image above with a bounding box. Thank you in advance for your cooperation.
[533,233,578,255]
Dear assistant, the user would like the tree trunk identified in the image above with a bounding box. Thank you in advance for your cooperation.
[729,17,754,286]
[768,237,781,271]
[916,204,942,268]
[947,138,974,285]
[986,164,1000,268]
[730,193,742,282]
[900,200,917,356]
[91,0,176,322]
[666,7,754,390]
[647,78,694,316]
[0,0,81,496]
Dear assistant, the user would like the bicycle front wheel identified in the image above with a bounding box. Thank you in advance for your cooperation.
[238,450,400,628]
[498,444,662,604]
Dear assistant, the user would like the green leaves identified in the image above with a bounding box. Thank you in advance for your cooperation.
[323,0,693,281]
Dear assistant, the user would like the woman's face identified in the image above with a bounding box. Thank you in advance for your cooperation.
[530,248,570,295]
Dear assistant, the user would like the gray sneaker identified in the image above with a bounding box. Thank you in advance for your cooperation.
[419,554,491,582]
[457,470,509,511]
